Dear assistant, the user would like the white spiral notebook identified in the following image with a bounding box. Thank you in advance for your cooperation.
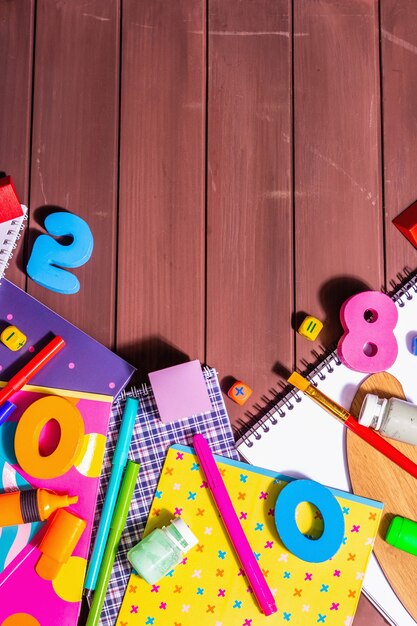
[236,269,417,626]
[0,205,27,280]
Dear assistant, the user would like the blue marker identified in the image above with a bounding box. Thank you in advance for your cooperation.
[0,401,16,426]
[84,397,139,593]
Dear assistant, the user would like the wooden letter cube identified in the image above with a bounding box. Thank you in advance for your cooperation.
[393,200,417,249]
[298,315,323,341]
[227,380,253,405]
[0,176,23,223]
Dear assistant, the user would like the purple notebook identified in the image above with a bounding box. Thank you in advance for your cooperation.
[0,278,135,396]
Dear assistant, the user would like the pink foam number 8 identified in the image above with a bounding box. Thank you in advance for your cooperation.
[337,291,398,373]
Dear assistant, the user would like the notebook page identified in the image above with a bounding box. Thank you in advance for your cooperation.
[237,280,417,626]
[0,205,27,280]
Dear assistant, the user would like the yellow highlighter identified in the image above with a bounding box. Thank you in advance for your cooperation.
[0,488,78,527]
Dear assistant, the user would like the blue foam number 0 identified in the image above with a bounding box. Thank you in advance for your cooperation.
[27,212,94,294]
[274,479,345,563]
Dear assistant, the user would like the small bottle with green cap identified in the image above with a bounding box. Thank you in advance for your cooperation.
[386,515,417,556]
[127,518,198,584]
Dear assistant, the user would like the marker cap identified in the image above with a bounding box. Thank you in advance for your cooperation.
[166,518,198,553]
[36,508,86,580]
[358,393,386,429]
[385,515,417,556]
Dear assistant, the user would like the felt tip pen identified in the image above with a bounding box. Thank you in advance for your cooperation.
[288,372,417,480]
[85,460,140,626]
[84,397,139,593]
[0,401,16,426]
[193,434,277,616]
[0,335,65,405]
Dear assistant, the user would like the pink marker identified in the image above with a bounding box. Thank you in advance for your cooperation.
[193,434,277,616]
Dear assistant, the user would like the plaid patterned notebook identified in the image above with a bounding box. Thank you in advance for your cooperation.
[94,367,239,626]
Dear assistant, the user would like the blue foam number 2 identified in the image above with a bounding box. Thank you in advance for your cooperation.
[27,212,94,294]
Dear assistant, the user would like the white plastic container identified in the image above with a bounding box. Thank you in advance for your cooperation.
[358,394,417,445]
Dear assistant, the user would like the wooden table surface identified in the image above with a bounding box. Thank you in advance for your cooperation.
[2,1,417,624]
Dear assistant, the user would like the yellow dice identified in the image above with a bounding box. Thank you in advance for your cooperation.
[298,315,323,341]
[0,325,27,351]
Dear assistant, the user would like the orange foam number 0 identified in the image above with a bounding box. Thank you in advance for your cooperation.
[337,291,398,373]
[14,396,85,479]
[26,212,94,294]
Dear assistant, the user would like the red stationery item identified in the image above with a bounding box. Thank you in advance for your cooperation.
[0,336,66,405]
[0,177,24,223]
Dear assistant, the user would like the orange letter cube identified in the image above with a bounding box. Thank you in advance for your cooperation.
[227,381,253,405]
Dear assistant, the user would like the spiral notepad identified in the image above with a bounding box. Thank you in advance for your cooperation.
[0,205,27,279]
[236,269,417,626]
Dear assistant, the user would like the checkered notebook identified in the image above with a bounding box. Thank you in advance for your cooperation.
[94,367,239,626]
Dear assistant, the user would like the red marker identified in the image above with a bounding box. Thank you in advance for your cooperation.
[0,336,65,404]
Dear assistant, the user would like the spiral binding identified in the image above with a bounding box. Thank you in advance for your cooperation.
[0,208,28,278]
[236,267,417,450]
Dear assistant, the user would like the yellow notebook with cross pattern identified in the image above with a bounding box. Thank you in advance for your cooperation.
[118,444,383,626]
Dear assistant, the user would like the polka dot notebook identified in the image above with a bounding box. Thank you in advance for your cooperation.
[118,445,383,626]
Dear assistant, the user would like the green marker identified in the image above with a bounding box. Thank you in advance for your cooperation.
[386,515,417,556]
[86,460,140,626]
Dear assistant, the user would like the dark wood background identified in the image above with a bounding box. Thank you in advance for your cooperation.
[2,1,417,624]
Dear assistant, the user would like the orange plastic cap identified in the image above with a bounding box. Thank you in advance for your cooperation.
[36,509,86,580]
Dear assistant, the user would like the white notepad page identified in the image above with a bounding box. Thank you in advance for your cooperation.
[0,205,27,280]
[237,275,417,626]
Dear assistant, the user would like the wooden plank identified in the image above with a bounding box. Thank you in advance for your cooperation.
[206,0,293,430]
[0,0,35,288]
[28,0,120,348]
[381,1,417,281]
[293,0,384,368]
[116,0,206,377]
[293,3,387,624]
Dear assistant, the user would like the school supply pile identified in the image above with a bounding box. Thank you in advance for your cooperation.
[117,444,383,626]
[0,278,135,625]
[236,270,417,625]
[95,367,239,625]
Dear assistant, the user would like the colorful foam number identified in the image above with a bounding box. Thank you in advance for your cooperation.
[26,212,94,294]
[274,479,345,563]
[14,396,85,479]
[337,291,398,373]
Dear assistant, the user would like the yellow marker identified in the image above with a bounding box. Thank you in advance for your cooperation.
[0,488,78,527]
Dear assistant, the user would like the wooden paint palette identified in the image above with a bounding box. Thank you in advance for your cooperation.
[348,372,417,621]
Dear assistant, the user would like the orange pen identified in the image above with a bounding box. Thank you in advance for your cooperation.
[0,488,78,527]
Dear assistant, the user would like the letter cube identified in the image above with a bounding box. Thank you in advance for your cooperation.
[298,315,323,341]
[0,325,27,351]
[227,380,253,405]
[393,200,417,248]
[0,176,24,223]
